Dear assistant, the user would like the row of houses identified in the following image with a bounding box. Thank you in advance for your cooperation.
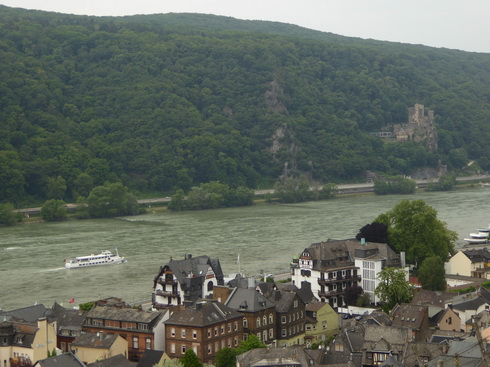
[8,235,490,367]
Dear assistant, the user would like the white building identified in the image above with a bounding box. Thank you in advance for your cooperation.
[291,239,404,307]
[152,254,224,309]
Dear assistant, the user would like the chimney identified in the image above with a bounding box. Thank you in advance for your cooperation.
[275,290,281,301]
[361,238,366,245]
[301,281,311,293]
[400,252,406,268]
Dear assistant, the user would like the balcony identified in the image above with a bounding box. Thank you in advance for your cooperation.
[158,278,177,285]
[318,275,360,284]
[156,289,179,297]
[318,289,344,297]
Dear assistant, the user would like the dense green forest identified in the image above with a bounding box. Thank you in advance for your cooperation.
[1,5,490,206]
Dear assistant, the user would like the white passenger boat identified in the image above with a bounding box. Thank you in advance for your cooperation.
[463,237,488,244]
[464,229,489,245]
[64,249,127,269]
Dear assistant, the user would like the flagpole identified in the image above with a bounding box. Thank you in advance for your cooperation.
[237,254,240,275]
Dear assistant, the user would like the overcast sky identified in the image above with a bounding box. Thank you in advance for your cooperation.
[2,0,489,53]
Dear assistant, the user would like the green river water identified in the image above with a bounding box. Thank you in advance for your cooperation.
[0,188,488,310]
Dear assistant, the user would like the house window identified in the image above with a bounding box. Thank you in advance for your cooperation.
[269,329,273,339]
[207,329,211,337]
[221,326,225,334]
[257,333,261,341]
[243,318,248,328]
[214,327,218,336]
[138,323,148,330]
[182,345,186,354]
[146,338,151,349]
[282,329,287,337]
[234,337,238,346]
[182,329,186,338]
[281,316,286,324]
[448,317,452,325]
[257,317,261,327]
[294,300,298,308]
[208,347,212,354]
[193,330,197,339]
[60,342,66,351]
[263,330,267,341]
[171,328,175,337]
[228,323,231,332]
[133,337,138,349]
[263,316,267,325]
[234,322,238,331]
[269,314,273,323]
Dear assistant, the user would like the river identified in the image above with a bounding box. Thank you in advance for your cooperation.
[0,187,488,311]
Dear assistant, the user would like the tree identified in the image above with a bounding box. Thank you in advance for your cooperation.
[45,176,67,199]
[215,347,237,367]
[153,359,181,367]
[72,172,94,199]
[235,334,266,355]
[345,285,364,306]
[375,200,457,264]
[168,189,186,211]
[86,182,139,218]
[0,203,22,225]
[425,175,456,192]
[41,199,67,221]
[274,176,311,203]
[418,256,446,291]
[375,267,413,310]
[180,349,203,367]
[374,176,416,195]
[356,222,388,243]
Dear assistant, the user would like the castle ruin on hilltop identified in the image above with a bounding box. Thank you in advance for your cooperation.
[373,104,438,152]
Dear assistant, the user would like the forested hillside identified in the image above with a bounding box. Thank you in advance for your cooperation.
[1,5,490,205]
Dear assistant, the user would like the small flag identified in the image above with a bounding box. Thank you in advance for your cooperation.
[69,298,75,304]
[237,254,240,264]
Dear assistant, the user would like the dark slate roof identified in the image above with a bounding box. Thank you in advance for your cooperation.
[165,300,243,327]
[236,346,324,367]
[391,304,426,329]
[87,354,136,367]
[272,291,297,313]
[154,255,224,289]
[479,286,490,304]
[72,332,119,349]
[353,241,401,268]
[379,355,403,367]
[362,325,409,354]
[225,288,275,312]
[403,341,444,367]
[451,297,486,312]
[33,352,85,367]
[411,289,455,307]
[364,311,392,326]
[52,303,86,332]
[303,239,357,271]
[426,356,484,367]
[463,248,490,263]
[86,306,163,326]
[11,321,38,347]
[136,350,164,367]
[1,304,54,322]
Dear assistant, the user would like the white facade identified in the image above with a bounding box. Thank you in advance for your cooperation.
[354,258,383,304]
[154,269,218,307]
[291,251,359,308]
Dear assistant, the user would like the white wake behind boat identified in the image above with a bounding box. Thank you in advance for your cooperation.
[64,249,127,269]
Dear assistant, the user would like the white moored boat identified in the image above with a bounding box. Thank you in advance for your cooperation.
[464,229,489,245]
[64,249,127,269]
